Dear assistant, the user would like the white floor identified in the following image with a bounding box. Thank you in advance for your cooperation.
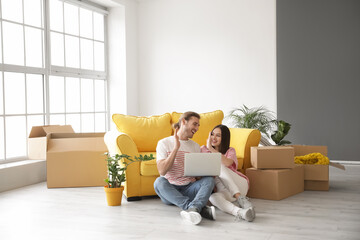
[0,165,359,240]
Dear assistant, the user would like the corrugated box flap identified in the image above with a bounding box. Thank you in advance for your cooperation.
[47,132,106,152]
[29,125,74,138]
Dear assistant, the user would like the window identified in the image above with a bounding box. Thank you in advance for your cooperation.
[0,0,108,163]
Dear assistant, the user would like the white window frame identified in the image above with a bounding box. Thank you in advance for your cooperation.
[0,0,109,163]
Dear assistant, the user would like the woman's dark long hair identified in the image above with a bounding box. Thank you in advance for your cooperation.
[212,124,231,155]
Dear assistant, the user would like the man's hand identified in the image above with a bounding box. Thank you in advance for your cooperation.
[174,127,180,151]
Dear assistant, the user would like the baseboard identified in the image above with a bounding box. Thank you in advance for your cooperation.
[331,160,360,165]
[0,160,46,193]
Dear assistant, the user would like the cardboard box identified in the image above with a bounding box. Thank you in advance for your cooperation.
[246,165,304,200]
[292,145,345,191]
[28,125,74,160]
[46,132,107,188]
[250,146,295,169]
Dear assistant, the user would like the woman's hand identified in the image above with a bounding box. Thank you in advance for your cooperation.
[206,132,216,153]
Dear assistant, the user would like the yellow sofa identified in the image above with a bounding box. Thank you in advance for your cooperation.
[104,110,261,201]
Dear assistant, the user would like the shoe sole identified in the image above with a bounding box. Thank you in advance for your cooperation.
[242,208,255,222]
[180,211,202,225]
[210,206,216,220]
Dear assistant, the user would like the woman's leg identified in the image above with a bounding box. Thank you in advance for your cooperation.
[218,164,249,197]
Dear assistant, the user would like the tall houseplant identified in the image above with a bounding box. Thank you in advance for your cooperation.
[227,105,291,146]
[104,153,154,206]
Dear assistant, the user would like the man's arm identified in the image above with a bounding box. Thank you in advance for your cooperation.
[157,128,180,176]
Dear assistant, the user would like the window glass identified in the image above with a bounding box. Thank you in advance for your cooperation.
[25,27,43,68]
[50,114,65,125]
[95,113,106,132]
[64,3,79,36]
[80,8,93,38]
[27,115,45,136]
[5,116,26,158]
[81,113,94,132]
[0,117,4,160]
[3,22,24,66]
[50,0,63,32]
[0,74,3,114]
[51,32,64,66]
[26,74,44,114]
[94,42,104,71]
[49,76,65,113]
[66,114,80,132]
[0,24,2,64]
[81,78,94,112]
[93,12,104,41]
[65,35,80,68]
[4,72,26,114]
[2,0,23,23]
[24,0,42,28]
[94,80,105,111]
[65,77,80,112]
[80,39,93,70]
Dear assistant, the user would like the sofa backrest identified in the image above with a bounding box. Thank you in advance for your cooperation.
[112,110,224,152]
[112,113,172,152]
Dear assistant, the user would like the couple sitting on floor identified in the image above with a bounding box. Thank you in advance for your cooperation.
[154,111,255,225]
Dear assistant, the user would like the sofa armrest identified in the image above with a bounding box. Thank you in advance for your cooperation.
[104,130,141,197]
[229,128,261,172]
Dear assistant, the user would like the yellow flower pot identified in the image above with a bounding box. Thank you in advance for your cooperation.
[104,186,124,206]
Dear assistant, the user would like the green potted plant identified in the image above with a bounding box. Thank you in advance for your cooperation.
[104,153,154,206]
[227,105,292,146]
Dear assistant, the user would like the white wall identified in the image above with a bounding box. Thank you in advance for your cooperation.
[136,0,277,123]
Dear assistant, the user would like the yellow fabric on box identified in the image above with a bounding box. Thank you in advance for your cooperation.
[112,113,172,152]
[294,153,329,165]
[139,152,159,176]
[171,110,224,146]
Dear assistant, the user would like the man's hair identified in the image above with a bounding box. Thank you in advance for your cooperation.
[173,111,200,129]
[211,124,231,155]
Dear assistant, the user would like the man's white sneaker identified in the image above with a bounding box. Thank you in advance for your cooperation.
[180,208,202,225]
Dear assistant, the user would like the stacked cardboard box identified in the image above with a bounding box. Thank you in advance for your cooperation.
[246,146,304,200]
[292,145,345,191]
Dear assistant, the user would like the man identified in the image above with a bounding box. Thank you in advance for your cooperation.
[154,111,215,225]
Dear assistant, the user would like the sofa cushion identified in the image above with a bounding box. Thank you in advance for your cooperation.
[171,110,224,146]
[112,113,172,152]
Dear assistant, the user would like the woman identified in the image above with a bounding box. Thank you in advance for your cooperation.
[200,124,255,222]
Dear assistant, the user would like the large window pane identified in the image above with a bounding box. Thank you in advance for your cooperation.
[65,35,79,68]
[25,27,43,68]
[4,72,25,114]
[80,39,93,70]
[66,114,80,132]
[81,79,94,112]
[81,113,94,132]
[50,114,65,125]
[66,77,80,112]
[0,74,3,114]
[95,113,105,132]
[0,117,4,160]
[94,80,105,111]
[27,115,44,136]
[93,12,104,41]
[50,0,63,32]
[0,25,2,64]
[94,42,104,71]
[5,116,26,158]
[26,74,44,114]
[3,22,24,66]
[24,0,42,28]
[64,3,79,36]
[2,0,23,23]
[80,8,93,38]
[49,76,64,113]
[51,32,64,66]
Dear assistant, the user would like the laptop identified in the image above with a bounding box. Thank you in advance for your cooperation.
[184,153,221,176]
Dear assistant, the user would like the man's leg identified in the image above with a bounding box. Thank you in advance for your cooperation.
[181,176,215,211]
[154,177,193,210]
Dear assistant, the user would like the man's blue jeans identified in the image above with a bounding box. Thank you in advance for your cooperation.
[154,176,215,211]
